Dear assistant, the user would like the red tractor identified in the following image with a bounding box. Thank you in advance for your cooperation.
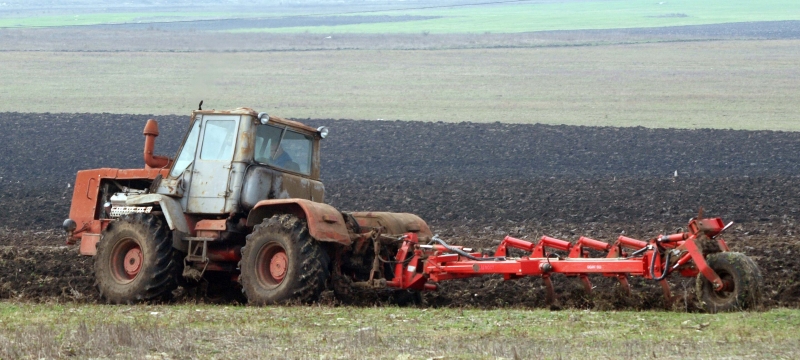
[64,107,761,312]
[64,108,431,304]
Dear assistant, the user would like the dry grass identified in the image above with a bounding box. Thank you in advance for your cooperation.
[1,40,799,130]
[1,302,799,359]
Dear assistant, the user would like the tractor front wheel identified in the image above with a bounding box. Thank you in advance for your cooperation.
[240,214,329,305]
[696,252,762,313]
[95,213,181,304]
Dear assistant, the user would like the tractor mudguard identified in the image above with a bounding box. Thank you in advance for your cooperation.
[246,199,351,245]
[126,194,191,233]
[349,212,433,240]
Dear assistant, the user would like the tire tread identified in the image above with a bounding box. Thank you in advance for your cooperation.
[95,213,180,304]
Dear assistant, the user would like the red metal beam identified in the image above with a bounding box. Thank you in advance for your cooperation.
[387,216,735,303]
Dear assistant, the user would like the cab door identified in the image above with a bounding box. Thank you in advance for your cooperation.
[186,115,240,214]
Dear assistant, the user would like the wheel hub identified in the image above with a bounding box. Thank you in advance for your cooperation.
[715,274,735,295]
[110,238,143,284]
[123,247,143,276]
[269,251,288,281]
[256,243,288,287]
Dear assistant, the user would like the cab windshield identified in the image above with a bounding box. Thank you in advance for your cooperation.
[254,124,313,175]
[169,119,201,178]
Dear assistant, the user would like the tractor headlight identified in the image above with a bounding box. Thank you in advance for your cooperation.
[258,112,270,124]
[317,126,329,139]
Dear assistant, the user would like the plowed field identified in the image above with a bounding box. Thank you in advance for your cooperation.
[2,113,798,309]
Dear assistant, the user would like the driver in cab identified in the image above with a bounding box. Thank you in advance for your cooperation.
[269,141,300,173]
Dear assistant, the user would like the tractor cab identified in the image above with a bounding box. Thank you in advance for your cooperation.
[154,108,328,215]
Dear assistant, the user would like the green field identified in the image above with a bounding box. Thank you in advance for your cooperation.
[1,0,799,34]
[1,302,798,359]
[2,40,798,130]
[235,0,800,34]
[1,1,798,130]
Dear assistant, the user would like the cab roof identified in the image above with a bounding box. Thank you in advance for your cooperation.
[192,107,320,135]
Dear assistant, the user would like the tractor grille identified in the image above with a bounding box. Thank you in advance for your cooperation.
[110,206,153,218]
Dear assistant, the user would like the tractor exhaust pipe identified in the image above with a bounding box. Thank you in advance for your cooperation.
[143,119,173,169]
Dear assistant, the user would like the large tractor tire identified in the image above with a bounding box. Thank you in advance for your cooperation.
[696,252,762,313]
[95,213,181,304]
[240,214,330,305]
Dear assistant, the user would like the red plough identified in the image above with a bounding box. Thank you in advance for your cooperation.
[387,212,762,313]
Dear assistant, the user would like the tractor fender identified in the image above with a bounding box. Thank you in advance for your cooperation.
[349,212,433,240]
[126,194,191,234]
[246,199,351,245]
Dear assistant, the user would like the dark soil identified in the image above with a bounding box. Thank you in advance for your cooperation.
[2,112,799,310]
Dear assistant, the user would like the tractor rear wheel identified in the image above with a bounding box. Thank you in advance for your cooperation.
[240,214,329,305]
[95,213,181,304]
[696,252,762,313]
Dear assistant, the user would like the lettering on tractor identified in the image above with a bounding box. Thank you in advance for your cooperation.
[63,107,761,312]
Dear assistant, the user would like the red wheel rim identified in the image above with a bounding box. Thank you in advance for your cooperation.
[124,248,143,276]
[270,251,288,281]
[256,243,288,288]
[110,238,142,284]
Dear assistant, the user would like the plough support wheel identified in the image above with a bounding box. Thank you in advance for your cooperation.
[696,252,762,313]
